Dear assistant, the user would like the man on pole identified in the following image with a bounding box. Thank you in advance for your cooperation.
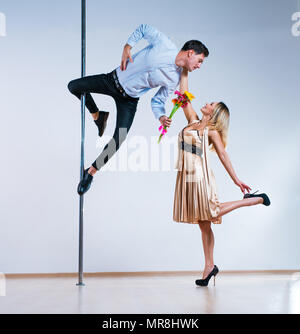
[68,24,209,195]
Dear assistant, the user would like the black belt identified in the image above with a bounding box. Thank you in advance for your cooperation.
[181,141,203,157]
[112,70,133,98]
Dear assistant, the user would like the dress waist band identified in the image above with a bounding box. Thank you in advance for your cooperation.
[180,141,203,157]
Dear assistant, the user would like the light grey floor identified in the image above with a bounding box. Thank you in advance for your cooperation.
[0,272,300,314]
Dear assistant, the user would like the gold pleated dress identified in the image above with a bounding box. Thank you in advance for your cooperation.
[173,120,222,224]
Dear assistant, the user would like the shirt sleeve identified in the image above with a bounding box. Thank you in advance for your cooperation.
[151,85,177,120]
[126,24,165,48]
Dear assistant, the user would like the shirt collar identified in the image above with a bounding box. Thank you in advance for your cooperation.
[173,52,182,71]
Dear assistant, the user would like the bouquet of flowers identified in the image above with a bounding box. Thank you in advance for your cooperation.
[158,90,195,143]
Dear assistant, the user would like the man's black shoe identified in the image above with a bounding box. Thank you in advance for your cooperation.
[94,111,109,137]
[77,168,93,195]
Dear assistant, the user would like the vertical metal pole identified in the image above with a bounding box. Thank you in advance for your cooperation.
[77,0,86,287]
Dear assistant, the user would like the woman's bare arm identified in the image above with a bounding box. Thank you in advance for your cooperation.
[209,129,251,194]
[179,69,199,124]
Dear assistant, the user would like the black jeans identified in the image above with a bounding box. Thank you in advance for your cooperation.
[67,71,139,171]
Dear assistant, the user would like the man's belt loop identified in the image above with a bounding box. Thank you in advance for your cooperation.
[112,70,128,98]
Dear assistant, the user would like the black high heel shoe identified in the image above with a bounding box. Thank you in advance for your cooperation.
[243,190,271,206]
[195,265,219,287]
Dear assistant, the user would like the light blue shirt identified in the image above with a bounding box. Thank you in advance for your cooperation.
[116,24,182,120]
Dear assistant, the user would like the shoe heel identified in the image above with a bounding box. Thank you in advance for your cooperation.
[214,275,216,286]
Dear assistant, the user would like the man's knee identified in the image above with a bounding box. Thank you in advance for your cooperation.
[67,79,79,94]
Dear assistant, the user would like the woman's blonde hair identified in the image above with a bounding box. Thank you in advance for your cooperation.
[207,102,230,152]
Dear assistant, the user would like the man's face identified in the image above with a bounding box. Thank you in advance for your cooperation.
[186,51,205,72]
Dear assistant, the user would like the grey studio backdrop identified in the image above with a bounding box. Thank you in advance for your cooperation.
[0,0,299,274]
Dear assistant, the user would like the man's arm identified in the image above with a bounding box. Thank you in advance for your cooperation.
[151,86,174,127]
[120,24,164,71]
[127,24,163,48]
[120,44,133,71]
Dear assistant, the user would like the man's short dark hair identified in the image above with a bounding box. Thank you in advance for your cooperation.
[181,40,209,57]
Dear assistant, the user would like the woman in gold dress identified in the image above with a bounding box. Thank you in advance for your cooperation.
[173,69,270,286]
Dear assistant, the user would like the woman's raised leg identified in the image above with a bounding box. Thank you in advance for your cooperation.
[211,197,263,222]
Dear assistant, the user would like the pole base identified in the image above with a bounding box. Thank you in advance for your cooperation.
[76,282,85,286]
